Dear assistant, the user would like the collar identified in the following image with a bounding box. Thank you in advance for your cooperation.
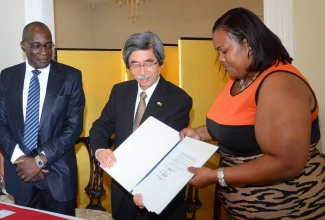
[136,76,160,98]
[25,60,51,80]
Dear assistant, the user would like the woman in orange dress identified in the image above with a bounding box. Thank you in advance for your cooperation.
[180,7,325,219]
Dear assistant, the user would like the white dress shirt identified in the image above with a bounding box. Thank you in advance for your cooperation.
[134,77,160,119]
[10,60,50,163]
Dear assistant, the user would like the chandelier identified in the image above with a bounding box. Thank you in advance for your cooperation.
[115,0,149,22]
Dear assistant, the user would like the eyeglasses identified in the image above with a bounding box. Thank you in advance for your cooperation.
[129,60,158,70]
[25,41,55,52]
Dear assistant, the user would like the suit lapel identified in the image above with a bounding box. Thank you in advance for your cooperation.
[39,61,64,128]
[141,76,167,123]
[11,64,26,138]
[126,82,138,132]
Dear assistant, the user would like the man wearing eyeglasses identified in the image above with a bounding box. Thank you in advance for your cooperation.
[0,21,85,216]
[90,32,193,220]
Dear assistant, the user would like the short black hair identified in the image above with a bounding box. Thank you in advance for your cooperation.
[22,21,50,42]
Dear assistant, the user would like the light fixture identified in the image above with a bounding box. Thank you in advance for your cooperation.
[115,0,149,22]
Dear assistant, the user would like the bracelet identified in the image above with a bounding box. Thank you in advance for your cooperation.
[217,167,228,187]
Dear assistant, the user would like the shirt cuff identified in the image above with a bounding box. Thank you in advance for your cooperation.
[95,149,105,159]
[11,145,25,163]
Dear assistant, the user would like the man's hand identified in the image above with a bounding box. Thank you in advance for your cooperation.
[28,170,49,182]
[14,156,46,182]
[96,149,116,169]
[133,193,145,209]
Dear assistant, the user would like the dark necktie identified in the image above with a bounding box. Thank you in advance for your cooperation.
[24,69,41,151]
[133,91,147,131]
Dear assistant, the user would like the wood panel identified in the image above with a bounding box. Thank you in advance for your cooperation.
[178,38,229,220]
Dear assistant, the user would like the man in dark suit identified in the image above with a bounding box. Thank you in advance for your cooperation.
[89,32,192,220]
[0,21,85,216]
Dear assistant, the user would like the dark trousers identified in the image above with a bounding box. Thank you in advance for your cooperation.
[14,178,76,216]
[114,189,186,220]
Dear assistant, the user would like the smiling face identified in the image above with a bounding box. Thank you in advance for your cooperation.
[213,29,252,79]
[128,49,162,90]
[20,25,53,69]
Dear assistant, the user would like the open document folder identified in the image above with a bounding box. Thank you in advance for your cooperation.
[101,116,218,214]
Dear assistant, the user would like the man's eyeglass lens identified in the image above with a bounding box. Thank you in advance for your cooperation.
[25,42,55,51]
[130,60,158,70]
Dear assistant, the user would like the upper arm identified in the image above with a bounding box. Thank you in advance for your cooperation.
[255,72,313,173]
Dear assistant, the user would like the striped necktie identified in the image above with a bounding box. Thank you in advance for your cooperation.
[133,91,147,131]
[24,69,41,151]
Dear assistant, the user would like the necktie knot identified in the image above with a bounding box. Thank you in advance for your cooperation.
[140,91,147,101]
[32,69,41,77]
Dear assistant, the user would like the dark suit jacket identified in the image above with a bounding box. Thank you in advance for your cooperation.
[0,60,85,202]
[89,76,192,216]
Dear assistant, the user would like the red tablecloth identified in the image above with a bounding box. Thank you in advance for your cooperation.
[0,203,69,220]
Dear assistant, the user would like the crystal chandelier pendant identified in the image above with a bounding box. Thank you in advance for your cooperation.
[116,0,149,23]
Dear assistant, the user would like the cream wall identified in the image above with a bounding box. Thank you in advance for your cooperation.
[53,0,95,48]
[294,0,325,152]
[54,0,263,49]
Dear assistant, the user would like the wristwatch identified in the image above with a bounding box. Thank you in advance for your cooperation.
[217,167,228,187]
[35,155,45,168]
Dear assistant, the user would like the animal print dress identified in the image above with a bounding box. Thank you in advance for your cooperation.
[206,63,325,219]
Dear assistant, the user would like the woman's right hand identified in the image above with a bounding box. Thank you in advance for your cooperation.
[95,149,116,169]
[179,128,201,140]
[180,125,212,142]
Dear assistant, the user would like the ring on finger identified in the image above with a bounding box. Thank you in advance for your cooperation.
[21,175,25,179]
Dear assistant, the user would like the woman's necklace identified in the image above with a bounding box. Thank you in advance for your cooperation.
[238,72,260,91]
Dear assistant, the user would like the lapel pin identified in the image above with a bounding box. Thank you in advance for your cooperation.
[157,102,162,107]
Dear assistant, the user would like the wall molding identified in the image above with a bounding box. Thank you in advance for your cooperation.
[24,0,55,43]
[264,0,295,59]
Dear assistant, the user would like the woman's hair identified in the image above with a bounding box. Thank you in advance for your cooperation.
[212,7,293,73]
[122,31,165,69]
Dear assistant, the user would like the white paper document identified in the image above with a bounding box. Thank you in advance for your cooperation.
[102,116,218,214]
[0,209,15,218]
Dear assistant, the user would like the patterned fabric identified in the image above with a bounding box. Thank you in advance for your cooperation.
[0,189,14,204]
[24,69,41,151]
[133,91,147,131]
[75,208,113,220]
[217,145,325,220]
